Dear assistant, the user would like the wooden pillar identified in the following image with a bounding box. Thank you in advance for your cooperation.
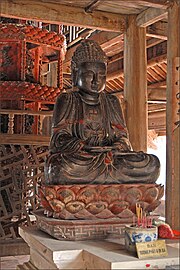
[166,2,180,230]
[8,113,14,134]
[57,51,63,89]
[124,16,147,152]
[32,102,41,135]
[34,47,40,83]
[21,41,26,81]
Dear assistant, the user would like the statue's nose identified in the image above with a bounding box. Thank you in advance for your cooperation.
[93,73,100,82]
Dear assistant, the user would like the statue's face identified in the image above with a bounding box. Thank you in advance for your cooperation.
[76,62,106,94]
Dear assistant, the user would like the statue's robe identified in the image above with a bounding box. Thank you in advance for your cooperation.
[45,91,160,185]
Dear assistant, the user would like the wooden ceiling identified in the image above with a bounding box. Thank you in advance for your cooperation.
[0,0,169,31]
[39,0,168,13]
[0,0,171,134]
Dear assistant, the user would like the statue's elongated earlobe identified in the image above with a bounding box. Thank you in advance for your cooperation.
[72,68,78,86]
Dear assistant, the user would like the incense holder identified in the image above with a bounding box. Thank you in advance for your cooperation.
[125,224,158,253]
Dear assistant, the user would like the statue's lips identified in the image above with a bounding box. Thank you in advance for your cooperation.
[91,85,99,90]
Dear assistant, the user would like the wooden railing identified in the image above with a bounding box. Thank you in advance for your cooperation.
[0,109,53,134]
[0,109,53,145]
[62,25,95,48]
[43,24,89,48]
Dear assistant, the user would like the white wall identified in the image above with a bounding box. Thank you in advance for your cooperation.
[148,136,166,199]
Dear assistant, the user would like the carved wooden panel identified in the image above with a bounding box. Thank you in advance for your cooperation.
[0,144,48,240]
[0,42,24,81]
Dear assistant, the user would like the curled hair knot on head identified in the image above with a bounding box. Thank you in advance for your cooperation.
[71,39,108,79]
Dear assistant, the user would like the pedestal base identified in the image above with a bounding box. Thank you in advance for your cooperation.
[39,184,164,220]
[33,209,129,240]
[17,226,179,270]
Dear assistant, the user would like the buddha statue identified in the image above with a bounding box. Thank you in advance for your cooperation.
[44,39,160,186]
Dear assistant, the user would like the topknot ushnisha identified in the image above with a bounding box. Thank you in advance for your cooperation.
[71,39,107,72]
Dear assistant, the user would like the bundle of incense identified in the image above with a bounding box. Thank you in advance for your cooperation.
[147,217,152,228]
[136,203,141,226]
[135,203,152,228]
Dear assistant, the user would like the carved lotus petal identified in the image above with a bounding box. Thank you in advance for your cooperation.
[125,187,142,203]
[49,199,65,212]
[157,185,164,200]
[109,200,129,215]
[66,201,85,214]
[99,187,120,204]
[77,187,97,204]
[118,208,134,218]
[44,187,56,200]
[95,209,115,219]
[38,188,53,212]
[143,187,159,203]
[86,201,108,215]
[56,188,75,204]
[146,200,161,212]
[59,209,77,220]
[74,209,95,219]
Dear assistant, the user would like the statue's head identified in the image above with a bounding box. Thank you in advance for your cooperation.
[71,39,108,94]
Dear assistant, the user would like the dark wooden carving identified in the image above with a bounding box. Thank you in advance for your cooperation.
[0,23,66,50]
[0,42,23,81]
[0,144,48,240]
[0,81,61,102]
[0,21,65,247]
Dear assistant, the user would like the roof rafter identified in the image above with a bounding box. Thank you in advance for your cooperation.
[85,0,102,13]
[136,0,169,9]
[146,21,168,40]
[106,53,167,81]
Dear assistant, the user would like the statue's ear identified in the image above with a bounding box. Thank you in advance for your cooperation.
[72,68,78,86]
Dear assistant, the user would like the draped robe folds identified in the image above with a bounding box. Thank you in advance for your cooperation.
[44,91,160,185]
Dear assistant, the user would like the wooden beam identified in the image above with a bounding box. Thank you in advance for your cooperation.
[147,53,167,67]
[137,0,169,9]
[147,21,168,40]
[148,88,166,101]
[110,89,166,104]
[93,0,168,9]
[149,110,166,118]
[136,7,167,27]
[0,134,50,145]
[148,112,166,134]
[101,34,123,51]
[106,54,167,81]
[148,103,166,111]
[107,59,123,80]
[0,0,127,32]
[0,109,53,116]
[108,52,124,64]
[146,38,165,49]
[146,31,167,40]
[147,80,166,88]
